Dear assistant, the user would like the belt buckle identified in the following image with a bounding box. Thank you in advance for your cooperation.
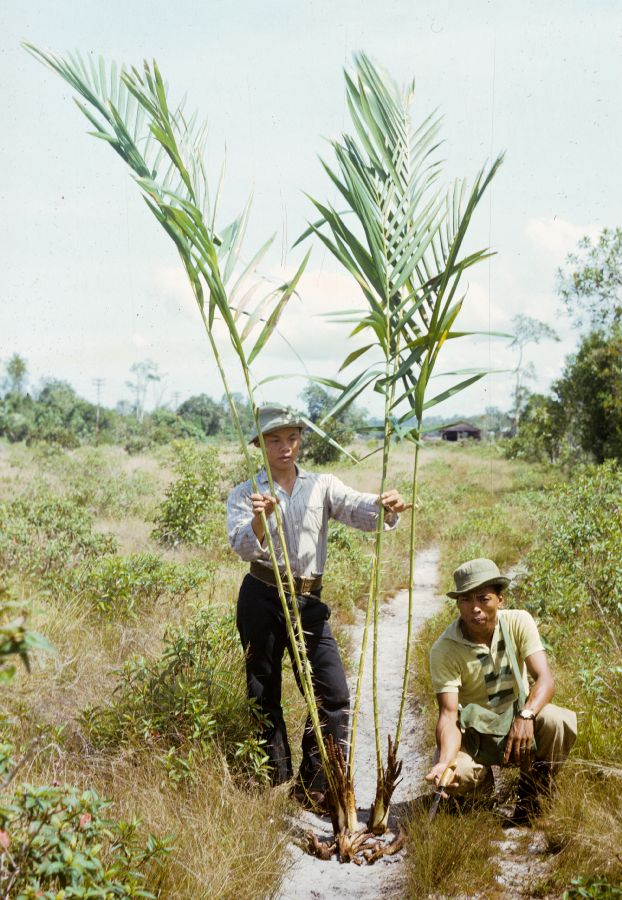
[298,576,313,596]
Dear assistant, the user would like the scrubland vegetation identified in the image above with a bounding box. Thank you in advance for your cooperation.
[0,436,375,897]
[1,434,620,897]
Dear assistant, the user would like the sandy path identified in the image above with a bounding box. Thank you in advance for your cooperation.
[278,546,444,900]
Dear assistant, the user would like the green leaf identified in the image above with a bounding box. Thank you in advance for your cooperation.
[422,372,486,410]
[247,250,311,364]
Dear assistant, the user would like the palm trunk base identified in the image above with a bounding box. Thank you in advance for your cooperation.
[303,735,405,863]
[368,734,403,835]
[304,823,404,864]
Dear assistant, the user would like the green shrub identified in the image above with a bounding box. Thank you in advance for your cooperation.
[152,440,224,547]
[515,461,622,622]
[79,607,269,782]
[299,417,354,465]
[1,595,53,688]
[514,461,622,760]
[0,490,116,588]
[563,876,622,898]
[323,521,372,621]
[71,553,215,618]
[39,447,156,517]
[0,746,169,899]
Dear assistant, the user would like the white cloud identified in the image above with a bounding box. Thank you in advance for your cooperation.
[525,217,600,266]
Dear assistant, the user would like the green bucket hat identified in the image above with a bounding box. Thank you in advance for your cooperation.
[248,405,306,443]
[447,558,510,599]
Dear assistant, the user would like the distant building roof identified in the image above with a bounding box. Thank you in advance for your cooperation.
[440,422,481,441]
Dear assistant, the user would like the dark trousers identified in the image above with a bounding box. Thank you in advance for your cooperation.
[236,573,350,791]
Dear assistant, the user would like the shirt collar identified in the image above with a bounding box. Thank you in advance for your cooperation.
[256,463,307,488]
[447,616,501,649]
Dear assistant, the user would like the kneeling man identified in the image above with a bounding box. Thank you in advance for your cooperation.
[425,558,576,823]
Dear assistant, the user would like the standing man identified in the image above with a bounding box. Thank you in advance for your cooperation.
[425,558,576,824]
[227,405,406,809]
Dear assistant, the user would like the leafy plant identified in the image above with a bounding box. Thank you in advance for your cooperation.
[563,878,622,899]
[300,51,502,835]
[71,553,214,618]
[0,595,53,688]
[152,440,223,547]
[0,765,169,899]
[0,490,117,588]
[79,607,270,781]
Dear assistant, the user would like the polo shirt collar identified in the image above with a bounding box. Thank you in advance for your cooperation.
[448,616,501,649]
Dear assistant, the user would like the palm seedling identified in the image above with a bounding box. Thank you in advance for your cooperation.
[301,53,503,834]
[24,44,357,836]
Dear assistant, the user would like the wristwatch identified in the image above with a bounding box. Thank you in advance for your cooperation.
[518,708,536,720]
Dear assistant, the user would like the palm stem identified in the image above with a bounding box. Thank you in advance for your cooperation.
[393,417,421,750]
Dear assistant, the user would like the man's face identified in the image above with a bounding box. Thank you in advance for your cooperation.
[259,426,302,473]
[456,585,504,636]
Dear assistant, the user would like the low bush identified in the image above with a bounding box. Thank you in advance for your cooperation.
[0,490,116,588]
[79,607,269,782]
[70,553,214,618]
[513,461,622,760]
[0,750,170,899]
[41,446,156,517]
[1,595,52,689]
[152,440,224,548]
[1,588,168,899]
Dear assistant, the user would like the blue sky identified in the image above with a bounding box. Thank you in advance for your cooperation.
[2,1,620,417]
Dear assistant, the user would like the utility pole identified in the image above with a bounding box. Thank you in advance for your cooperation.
[92,378,105,442]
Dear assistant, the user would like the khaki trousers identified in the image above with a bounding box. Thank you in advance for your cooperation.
[445,703,577,797]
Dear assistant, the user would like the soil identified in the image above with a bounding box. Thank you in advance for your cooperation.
[277,546,444,900]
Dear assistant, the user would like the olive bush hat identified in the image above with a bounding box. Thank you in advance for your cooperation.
[447,558,510,598]
[248,405,306,443]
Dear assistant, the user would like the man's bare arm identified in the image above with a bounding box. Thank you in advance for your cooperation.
[503,649,555,765]
[425,692,462,788]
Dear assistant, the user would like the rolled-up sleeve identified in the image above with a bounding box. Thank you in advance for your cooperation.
[227,481,270,562]
[326,475,399,532]
[430,642,462,695]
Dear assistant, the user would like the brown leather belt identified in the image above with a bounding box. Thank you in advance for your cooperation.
[250,561,322,596]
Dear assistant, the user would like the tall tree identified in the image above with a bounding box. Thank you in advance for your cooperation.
[4,354,28,395]
[508,314,559,433]
[554,328,622,463]
[557,227,622,333]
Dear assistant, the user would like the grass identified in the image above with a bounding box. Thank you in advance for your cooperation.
[404,805,501,897]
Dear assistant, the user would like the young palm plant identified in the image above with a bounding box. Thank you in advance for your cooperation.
[24,44,354,833]
[301,53,503,834]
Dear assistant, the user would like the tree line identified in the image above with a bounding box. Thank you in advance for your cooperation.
[508,226,622,464]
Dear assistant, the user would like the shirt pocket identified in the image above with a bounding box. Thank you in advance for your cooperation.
[302,504,325,537]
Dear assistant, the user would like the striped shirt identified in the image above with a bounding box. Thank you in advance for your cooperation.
[227,466,398,578]
[429,609,544,714]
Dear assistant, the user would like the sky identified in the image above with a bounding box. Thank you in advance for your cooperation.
[2,0,621,419]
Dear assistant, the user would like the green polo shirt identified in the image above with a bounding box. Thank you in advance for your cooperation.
[429,609,543,712]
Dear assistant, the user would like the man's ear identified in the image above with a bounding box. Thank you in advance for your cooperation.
[498,592,505,607]
[252,438,260,448]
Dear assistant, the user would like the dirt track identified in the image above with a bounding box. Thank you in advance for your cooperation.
[278,546,443,900]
